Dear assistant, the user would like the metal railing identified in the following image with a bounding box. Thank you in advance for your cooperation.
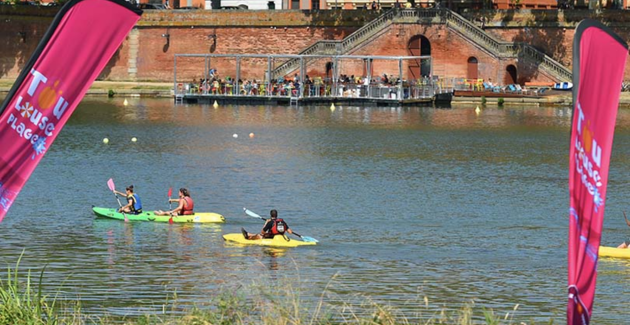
[175,78,455,101]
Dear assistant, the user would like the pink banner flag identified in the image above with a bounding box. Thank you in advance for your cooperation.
[0,0,141,222]
[568,20,628,325]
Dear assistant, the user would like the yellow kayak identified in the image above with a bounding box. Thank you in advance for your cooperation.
[223,233,317,248]
[599,246,630,258]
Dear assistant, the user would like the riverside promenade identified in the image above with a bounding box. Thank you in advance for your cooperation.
[5,78,630,107]
[0,79,574,106]
[0,80,173,99]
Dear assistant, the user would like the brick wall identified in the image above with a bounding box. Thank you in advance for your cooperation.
[2,8,630,85]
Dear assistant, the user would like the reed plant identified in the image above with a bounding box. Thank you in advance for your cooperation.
[129,275,541,325]
[0,252,85,325]
[0,255,552,325]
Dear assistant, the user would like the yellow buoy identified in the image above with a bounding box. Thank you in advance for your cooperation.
[330,103,336,111]
[249,133,255,138]
[475,106,481,114]
[102,138,109,144]
[213,100,219,108]
[123,99,128,106]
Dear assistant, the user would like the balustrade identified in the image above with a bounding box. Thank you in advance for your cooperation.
[272,7,572,82]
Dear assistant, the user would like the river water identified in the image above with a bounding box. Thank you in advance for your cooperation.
[1,98,630,323]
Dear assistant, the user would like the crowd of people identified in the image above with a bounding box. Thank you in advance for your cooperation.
[181,70,440,100]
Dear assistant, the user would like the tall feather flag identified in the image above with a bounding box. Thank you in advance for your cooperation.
[0,0,141,222]
[568,19,628,325]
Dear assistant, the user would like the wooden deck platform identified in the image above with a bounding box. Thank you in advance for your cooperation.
[179,94,448,106]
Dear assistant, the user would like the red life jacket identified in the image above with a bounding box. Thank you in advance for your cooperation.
[181,197,194,215]
[270,218,287,235]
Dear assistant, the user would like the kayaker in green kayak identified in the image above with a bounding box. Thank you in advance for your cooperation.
[113,185,143,214]
[242,209,294,240]
[154,188,194,216]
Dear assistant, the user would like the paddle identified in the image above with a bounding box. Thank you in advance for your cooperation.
[623,211,630,228]
[168,187,173,209]
[243,207,319,243]
[168,187,174,224]
[107,178,129,223]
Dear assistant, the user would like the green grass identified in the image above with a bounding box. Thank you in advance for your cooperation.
[0,251,84,325]
[0,255,553,325]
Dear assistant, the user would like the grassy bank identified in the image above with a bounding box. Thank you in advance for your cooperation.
[0,255,554,325]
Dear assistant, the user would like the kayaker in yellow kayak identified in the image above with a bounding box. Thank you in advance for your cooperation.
[113,185,143,214]
[154,188,194,216]
[617,212,630,248]
[242,209,294,240]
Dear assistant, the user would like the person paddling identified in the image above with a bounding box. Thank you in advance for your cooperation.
[113,185,143,214]
[155,188,194,216]
[242,209,294,240]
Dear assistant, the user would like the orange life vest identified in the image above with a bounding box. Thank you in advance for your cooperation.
[181,197,194,215]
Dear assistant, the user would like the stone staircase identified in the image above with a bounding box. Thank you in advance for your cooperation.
[272,8,572,82]
[437,9,572,82]
[272,9,400,78]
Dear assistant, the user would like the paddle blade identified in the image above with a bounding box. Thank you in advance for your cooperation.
[300,236,319,243]
[168,187,172,198]
[169,215,173,224]
[244,208,263,219]
[107,178,115,191]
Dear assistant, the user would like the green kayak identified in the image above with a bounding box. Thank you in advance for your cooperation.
[92,207,225,223]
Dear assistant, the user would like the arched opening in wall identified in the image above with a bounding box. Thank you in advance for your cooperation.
[505,65,517,85]
[407,35,431,80]
[467,57,478,79]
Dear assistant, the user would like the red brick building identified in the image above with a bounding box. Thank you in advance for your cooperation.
[1,7,629,85]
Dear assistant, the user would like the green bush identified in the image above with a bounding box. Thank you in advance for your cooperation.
[497,97,505,106]
[108,89,116,98]
[481,96,487,105]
